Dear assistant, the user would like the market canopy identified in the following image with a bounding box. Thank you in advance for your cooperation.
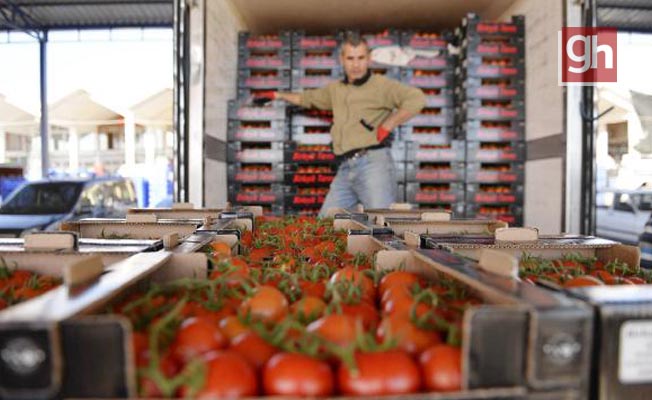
[0,0,173,32]
[0,94,37,134]
[49,89,124,128]
[129,88,172,126]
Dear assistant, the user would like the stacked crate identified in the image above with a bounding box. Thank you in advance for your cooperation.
[456,14,526,225]
[286,31,341,215]
[400,30,464,215]
[227,32,292,215]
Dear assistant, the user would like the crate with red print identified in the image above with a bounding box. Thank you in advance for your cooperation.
[237,69,291,89]
[405,161,466,183]
[291,68,341,89]
[465,204,523,226]
[291,109,333,127]
[368,66,401,79]
[292,30,342,50]
[358,28,400,49]
[462,37,525,57]
[284,187,329,209]
[284,164,336,186]
[466,162,525,184]
[291,125,332,145]
[458,120,525,142]
[457,77,525,101]
[227,142,285,164]
[238,31,291,51]
[406,182,466,204]
[292,49,340,69]
[401,69,454,88]
[228,183,285,205]
[227,99,288,121]
[466,183,525,205]
[227,120,290,143]
[400,29,453,50]
[460,56,525,79]
[405,54,457,71]
[404,107,455,127]
[227,163,285,184]
[459,14,525,39]
[400,126,453,145]
[421,87,455,107]
[238,48,292,69]
[466,141,526,163]
[407,141,466,162]
[284,143,336,164]
[458,99,525,121]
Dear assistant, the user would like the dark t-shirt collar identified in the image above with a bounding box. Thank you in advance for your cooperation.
[342,70,372,86]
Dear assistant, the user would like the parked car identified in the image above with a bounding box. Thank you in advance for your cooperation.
[596,189,652,245]
[0,177,137,237]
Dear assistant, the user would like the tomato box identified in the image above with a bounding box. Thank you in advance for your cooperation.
[465,204,524,226]
[466,162,525,184]
[406,162,466,183]
[406,182,466,205]
[228,163,286,184]
[291,68,342,89]
[458,77,525,101]
[405,55,457,71]
[238,48,292,69]
[460,14,525,39]
[227,142,285,164]
[292,31,342,50]
[407,141,466,162]
[401,69,454,89]
[401,126,454,145]
[466,183,525,205]
[227,100,288,121]
[375,212,508,238]
[459,120,526,142]
[238,31,291,51]
[291,125,332,145]
[238,69,291,89]
[400,30,453,49]
[292,49,340,69]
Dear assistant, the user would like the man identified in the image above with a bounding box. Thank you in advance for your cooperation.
[254,33,426,216]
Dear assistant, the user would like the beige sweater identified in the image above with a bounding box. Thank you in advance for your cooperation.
[299,75,426,155]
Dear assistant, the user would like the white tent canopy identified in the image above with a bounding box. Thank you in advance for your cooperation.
[0,94,37,134]
[49,89,124,128]
[129,88,172,127]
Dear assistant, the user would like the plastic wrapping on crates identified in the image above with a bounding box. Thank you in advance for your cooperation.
[370,46,442,67]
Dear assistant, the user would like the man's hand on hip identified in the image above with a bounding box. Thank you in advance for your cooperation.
[377,125,392,143]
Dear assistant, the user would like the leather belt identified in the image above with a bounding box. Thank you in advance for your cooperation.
[338,144,388,162]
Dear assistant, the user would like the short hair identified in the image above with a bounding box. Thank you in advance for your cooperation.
[340,31,370,55]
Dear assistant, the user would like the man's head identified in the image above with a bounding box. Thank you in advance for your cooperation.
[339,33,370,82]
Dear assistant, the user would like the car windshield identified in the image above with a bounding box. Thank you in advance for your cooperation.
[0,182,84,215]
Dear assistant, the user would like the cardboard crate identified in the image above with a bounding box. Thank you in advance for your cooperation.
[407,141,466,162]
[237,48,292,69]
[238,31,292,50]
[284,143,336,164]
[291,31,342,50]
[228,163,285,184]
[401,126,453,145]
[467,142,526,163]
[466,162,525,183]
[291,125,332,145]
[227,100,288,121]
[227,142,285,164]
[460,14,525,39]
[284,164,336,186]
[400,30,453,49]
[375,213,507,237]
[401,69,454,88]
[465,204,524,225]
[406,161,466,182]
[227,120,289,142]
[228,183,285,205]
[458,120,525,142]
[291,49,340,69]
[466,183,525,205]
[237,69,291,89]
[404,107,455,127]
[406,182,466,204]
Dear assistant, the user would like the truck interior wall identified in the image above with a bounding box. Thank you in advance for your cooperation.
[497,0,565,233]
[203,0,247,207]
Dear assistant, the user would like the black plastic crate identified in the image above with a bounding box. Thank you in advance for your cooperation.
[405,55,457,70]
[466,183,524,205]
[461,14,525,39]
[463,39,525,57]
[238,31,292,50]
[238,49,292,69]
[406,182,466,204]
[461,59,525,79]
[458,100,525,121]
[237,87,293,99]
[228,100,287,121]
[421,88,455,107]
[285,143,336,164]
[238,69,291,89]
[400,126,453,145]
[284,188,329,209]
[404,107,455,127]
[405,162,466,183]
[227,142,285,163]
[291,68,341,89]
[401,69,454,88]
[285,164,336,186]
[291,126,332,144]
[360,29,401,48]
[292,31,342,50]
[227,120,290,142]
[457,78,525,100]
[292,49,339,69]
[466,142,526,163]
[407,141,466,162]
[466,162,525,183]
[227,163,285,184]
[291,110,333,127]
[465,204,523,226]
[459,120,525,142]
[228,183,285,205]
[400,30,453,49]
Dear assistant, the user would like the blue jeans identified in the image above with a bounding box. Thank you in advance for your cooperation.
[318,147,397,217]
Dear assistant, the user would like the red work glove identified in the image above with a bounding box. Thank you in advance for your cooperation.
[377,125,391,143]
[252,90,277,106]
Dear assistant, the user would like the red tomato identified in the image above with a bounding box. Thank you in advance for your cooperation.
[263,353,334,396]
[563,275,605,288]
[419,344,462,391]
[230,331,278,369]
[330,267,376,303]
[340,301,380,331]
[307,314,358,347]
[291,296,327,322]
[298,279,327,298]
[377,314,441,355]
[131,331,149,367]
[171,316,226,363]
[379,271,421,297]
[338,351,421,395]
[239,285,289,323]
[196,351,258,399]
[219,315,249,342]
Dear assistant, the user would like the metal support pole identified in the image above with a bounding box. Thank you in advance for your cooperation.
[39,30,49,178]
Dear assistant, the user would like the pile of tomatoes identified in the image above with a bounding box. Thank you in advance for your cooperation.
[117,217,476,398]
[519,253,652,287]
[0,263,61,311]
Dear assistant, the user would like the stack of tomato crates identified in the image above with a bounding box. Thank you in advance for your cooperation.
[400,30,465,215]
[227,32,292,216]
[455,14,526,225]
[285,31,342,215]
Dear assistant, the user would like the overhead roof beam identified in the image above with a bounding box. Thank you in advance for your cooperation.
[0,0,44,38]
